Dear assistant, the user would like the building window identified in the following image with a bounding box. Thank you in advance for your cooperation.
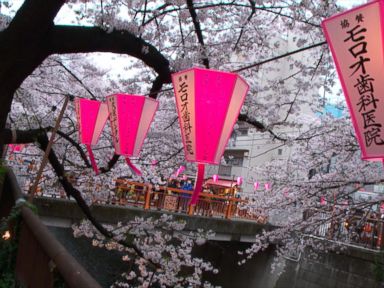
[224,154,244,167]
[277,148,283,156]
[237,128,248,136]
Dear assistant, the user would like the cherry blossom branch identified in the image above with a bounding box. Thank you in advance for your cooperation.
[232,41,327,73]
[186,0,210,69]
[53,60,98,100]
[233,0,256,51]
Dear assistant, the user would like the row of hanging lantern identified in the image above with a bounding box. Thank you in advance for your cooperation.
[75,94,158,176]
[75,67,249,206]
[212,174,272,191]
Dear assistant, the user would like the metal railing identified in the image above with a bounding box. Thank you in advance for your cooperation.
[304,208,384,250]
[0,167,101,288]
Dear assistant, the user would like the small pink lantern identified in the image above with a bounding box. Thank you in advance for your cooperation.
[151,160,158,170]
[212,174,219,182]
[253,181,259,191]
[75,98,109,174]
[265,183,271,191]
[322,1,384,164]
[236,176,243,186]
[320,196,327,206]
[175,165,186,177]
[172,67,249,205]
[8,144,25,153]
[107,94,158,176]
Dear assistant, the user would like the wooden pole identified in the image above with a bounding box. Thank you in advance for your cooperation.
[28,96,69,202]
[144,184,152,210]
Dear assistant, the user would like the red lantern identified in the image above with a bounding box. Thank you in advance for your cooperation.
[322,1,384,163]
[107,94,158,175]
[172,67,249,205]
[75,98,109,174]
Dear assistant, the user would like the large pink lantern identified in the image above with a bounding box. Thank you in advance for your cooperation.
[172,67,249,205]
[322,1,384,163]
[107,94,158,175]
[75,98,109,174]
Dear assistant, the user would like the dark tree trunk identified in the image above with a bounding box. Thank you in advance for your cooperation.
[0,0,171,148]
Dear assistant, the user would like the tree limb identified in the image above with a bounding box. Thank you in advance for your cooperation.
[186,0,210,69]
[47,25,172,85]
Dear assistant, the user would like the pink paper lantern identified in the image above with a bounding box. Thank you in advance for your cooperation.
[236,176,243,186]
[8,144,25,153]
[107,94,158,175]
[212,174,219,182]
[253,181,259,191]
[322,1,384,163]
[265,183,271,191]
[172,67,249,205]
[75,98,110,174]
[175,165,186,177]
[320,196,327,206]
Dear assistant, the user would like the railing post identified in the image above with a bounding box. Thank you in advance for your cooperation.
[188,204,195,215]
[225,199,233,219]
[144,184,152,210]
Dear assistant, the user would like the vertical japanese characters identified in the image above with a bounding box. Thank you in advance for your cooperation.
[177,74,194,156]
[341,14,384,147]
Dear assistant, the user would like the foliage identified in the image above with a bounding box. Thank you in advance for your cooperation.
[2,0,384,285]
[73,215,218,287]
[0,200,31,287]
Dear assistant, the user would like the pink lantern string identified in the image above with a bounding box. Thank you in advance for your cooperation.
[75,98,109,175]
[236,176,243,186]
[212,174,219,182]
[172,67,249,206]
[107,94,158,176]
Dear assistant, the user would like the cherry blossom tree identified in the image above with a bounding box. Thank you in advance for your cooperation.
[2,0,383,285]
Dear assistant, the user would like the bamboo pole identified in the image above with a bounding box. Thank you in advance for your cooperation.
[28,96,69,202]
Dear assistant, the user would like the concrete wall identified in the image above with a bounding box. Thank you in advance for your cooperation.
[276,248,384,288]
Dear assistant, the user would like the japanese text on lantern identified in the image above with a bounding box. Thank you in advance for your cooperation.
[341,13,384,147]
[75,99,82,142]
[107,96,119,146]
[178,74,194,155]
